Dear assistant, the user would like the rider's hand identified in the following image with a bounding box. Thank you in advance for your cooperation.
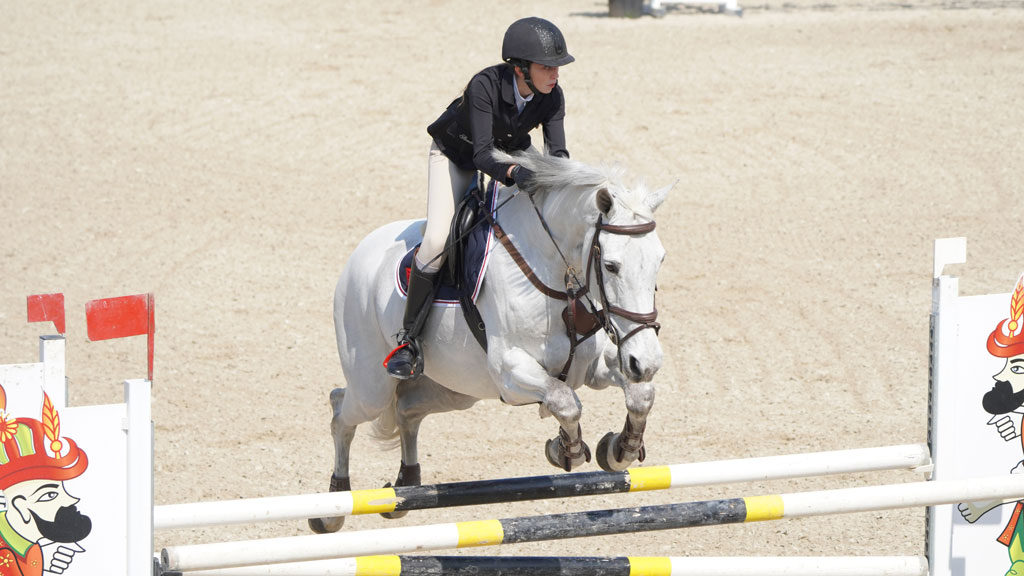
[512,165,536,194]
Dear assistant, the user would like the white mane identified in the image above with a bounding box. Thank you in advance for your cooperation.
[493,149,655,221]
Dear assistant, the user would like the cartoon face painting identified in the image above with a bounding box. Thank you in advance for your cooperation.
[0,387,90,576]
[983,277,1024,418]
[960,274,1024,576]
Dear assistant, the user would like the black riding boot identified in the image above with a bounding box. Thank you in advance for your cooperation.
[386,262,439,379]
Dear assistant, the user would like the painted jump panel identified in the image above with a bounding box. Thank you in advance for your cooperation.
[160,473,1020,573]
[170,554,929,576]
[155,442,931,530]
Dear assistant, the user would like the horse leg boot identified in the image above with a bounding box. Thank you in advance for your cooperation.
[597,380,654,472]
[541,384,591,472]
[386,261,439,379]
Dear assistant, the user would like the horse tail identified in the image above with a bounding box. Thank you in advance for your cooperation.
[369,395,401,449]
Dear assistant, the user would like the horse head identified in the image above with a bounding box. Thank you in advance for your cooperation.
[499,150,672,384]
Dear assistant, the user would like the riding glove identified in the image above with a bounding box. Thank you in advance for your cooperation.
[511,165,536,194]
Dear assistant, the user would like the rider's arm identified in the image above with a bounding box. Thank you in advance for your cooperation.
[466,74,518,185]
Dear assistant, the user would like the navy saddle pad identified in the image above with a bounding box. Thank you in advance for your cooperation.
[396,179,498,305]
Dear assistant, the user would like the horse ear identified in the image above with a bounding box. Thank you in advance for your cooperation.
[596,187,614,215]
[644,182,674,213]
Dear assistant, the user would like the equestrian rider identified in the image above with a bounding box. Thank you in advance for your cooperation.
[385,17,575,379]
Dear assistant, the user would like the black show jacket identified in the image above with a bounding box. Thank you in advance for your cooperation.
[427,64,569,185]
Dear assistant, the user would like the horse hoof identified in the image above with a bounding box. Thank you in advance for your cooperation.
[545,436,590,472]
[308,516,344,534]
[545,437,568,470]
[596,431,616,472]
[379,463,421,520]
[596,431,640,472]
[379,481,410,519]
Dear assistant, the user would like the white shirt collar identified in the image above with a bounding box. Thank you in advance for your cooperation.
[513,77,534,115]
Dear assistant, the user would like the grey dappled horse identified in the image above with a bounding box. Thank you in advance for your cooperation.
[310,150,671,533]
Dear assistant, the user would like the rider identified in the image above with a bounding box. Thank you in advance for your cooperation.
[385,17,575,379]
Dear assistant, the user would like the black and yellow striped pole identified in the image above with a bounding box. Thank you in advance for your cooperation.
[169,554,928,575]
[161,474,1024,573]
[154,444,930,530]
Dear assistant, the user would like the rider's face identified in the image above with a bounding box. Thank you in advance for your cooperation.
[516,64,560,96]
[528,63,559,95]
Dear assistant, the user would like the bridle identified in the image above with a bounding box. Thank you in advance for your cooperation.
[482,183,661,381]
[588,216,661,347]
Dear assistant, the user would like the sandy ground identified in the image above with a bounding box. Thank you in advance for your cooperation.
[2,0,1023,565]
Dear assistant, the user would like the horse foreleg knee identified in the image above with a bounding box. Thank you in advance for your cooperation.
[623,381,655,419]
[542,384,582,423]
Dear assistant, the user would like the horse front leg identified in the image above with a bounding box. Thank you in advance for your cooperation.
[501,348,591,472]
[597,379,654,472]
[593,377,655,471]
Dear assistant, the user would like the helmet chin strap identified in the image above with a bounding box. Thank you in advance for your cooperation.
[515,60,538,96]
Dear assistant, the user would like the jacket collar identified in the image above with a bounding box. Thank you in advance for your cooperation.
[500,65,518,108]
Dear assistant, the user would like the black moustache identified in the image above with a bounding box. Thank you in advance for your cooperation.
[983,380,1024,415]
[30,505,91,544]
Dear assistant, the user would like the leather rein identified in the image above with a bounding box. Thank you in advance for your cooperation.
[482,188,660,381]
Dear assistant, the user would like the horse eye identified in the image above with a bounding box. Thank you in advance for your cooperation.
[604,262,620,274]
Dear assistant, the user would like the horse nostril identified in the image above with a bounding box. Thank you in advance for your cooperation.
[629,356,642,378]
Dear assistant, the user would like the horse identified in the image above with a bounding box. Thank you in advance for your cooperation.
[309,150,671,533]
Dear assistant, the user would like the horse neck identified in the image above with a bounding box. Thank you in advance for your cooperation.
[497,184,595,282]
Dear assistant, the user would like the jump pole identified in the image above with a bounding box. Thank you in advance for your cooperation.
[161,473,1020,573]
[169,555,929,576]
[155,443,930,529]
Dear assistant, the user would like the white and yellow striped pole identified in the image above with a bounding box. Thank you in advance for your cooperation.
[161,473,1020,573]
[170,555,929,576]
[155,443,930,530]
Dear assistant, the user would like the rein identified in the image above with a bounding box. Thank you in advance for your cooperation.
[482,184,660,381]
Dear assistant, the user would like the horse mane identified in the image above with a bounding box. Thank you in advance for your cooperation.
[492,149,654,220]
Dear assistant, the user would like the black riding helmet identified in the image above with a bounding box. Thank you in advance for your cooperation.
[502,17,575,68]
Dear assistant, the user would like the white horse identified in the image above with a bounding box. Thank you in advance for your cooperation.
[310,150,671,533]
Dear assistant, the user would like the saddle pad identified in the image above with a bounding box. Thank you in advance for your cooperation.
[395,179,499,306]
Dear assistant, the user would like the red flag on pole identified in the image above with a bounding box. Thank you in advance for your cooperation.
[86,293,155,381]
[27,293,66,334]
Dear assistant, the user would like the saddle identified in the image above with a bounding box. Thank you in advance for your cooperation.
[396,176,495,350]
[396,175,607,361]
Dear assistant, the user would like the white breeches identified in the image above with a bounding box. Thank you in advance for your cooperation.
[418,142,475,273]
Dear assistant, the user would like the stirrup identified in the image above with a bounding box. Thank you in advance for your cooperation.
[384,340,423,379]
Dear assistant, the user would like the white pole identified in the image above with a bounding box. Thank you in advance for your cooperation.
[161,474,1024,573]
[156,492,360,530]
[126,379,153,576]
[155,443,930,530]
[174,555,928,576]
[661,443,930,488]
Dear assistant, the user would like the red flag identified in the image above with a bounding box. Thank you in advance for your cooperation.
[86,293,155,381]
[27,293,66,334]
